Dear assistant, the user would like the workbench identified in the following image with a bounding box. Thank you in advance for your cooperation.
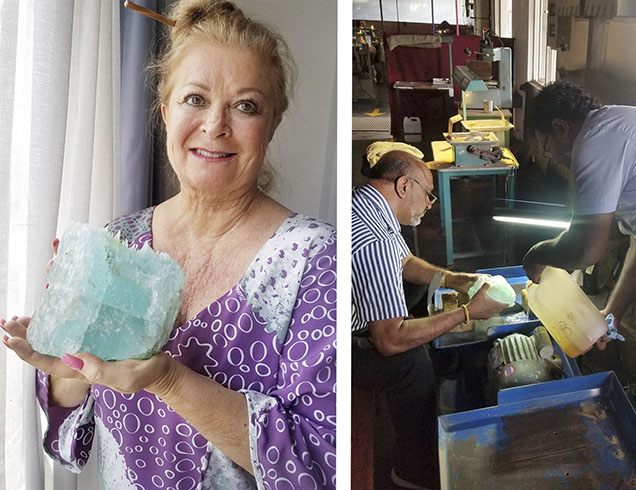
[430,140,518,265]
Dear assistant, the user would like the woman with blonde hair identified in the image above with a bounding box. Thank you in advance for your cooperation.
[2,1,336,489]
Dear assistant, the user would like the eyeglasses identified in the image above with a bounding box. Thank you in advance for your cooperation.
[407,176,438,205]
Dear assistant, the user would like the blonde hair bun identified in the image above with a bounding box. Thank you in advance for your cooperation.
[168,0,237,42]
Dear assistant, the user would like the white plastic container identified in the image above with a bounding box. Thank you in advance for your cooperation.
[403,116,421,142]
[527,266,607,357]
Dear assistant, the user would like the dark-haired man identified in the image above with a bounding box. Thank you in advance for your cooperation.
[523,80,636,344]
[351,147,506,490]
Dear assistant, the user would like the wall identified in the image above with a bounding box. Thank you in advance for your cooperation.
[237,0,337,225]
[604,17,636,81]
[556,15,636,106]
[556,18,588,72]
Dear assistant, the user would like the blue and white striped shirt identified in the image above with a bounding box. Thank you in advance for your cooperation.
[352,185,411,333]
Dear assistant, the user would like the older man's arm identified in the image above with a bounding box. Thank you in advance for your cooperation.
[401,253,481,294]
[523,213,614,283]
[368,284,506,355]
[401,253,443,285]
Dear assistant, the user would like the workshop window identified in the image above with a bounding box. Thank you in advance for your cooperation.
[353,0,469,25]
[494,0,513,38]
[531,0,557,85]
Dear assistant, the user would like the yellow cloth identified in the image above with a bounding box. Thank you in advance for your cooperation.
[366,142,424,167]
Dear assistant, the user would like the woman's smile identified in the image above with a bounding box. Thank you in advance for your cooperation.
[190,148,238,162]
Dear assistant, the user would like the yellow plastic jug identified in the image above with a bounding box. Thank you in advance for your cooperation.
[527,266,607,357]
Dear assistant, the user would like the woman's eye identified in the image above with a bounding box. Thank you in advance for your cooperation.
[237,101,258,114]
[184,94,205,106]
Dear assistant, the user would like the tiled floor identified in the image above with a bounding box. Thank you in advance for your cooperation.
[351,84,636,489]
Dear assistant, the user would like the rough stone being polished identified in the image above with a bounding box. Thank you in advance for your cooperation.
[467,274,516,307]
[27,223,185,361]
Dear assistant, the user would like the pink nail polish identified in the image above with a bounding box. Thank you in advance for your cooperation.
[61,354,84,371]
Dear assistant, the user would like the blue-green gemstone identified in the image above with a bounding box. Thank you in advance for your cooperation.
[27,223,185,361]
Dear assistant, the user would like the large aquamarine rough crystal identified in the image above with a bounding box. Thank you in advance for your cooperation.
[467,274,516,307]
[27,223,185,361]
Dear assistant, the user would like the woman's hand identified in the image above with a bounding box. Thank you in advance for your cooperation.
[1,316,86,380]
[2,316,94,407]
[465,284,507,320]
[65,351,174,395]
[2,315,175,396]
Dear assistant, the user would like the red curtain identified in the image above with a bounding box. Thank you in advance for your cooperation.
[385,34,481,136]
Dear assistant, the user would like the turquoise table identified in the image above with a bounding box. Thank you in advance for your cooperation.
[430,141,518,264]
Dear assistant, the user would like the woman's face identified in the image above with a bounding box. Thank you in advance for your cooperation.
[161,43,280,197]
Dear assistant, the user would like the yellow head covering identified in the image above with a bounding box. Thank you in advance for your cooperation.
[366,141,424,167]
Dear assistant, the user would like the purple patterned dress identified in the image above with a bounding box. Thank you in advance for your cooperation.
[35,207,337,490]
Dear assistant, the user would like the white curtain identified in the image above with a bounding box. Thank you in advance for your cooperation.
[0,1,120,489]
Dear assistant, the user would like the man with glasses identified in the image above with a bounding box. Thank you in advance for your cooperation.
[523,80,636,348]
[351,145,506,490]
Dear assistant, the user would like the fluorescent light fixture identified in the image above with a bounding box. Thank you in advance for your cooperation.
[493,215,570,229]
[492,200,571,229]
